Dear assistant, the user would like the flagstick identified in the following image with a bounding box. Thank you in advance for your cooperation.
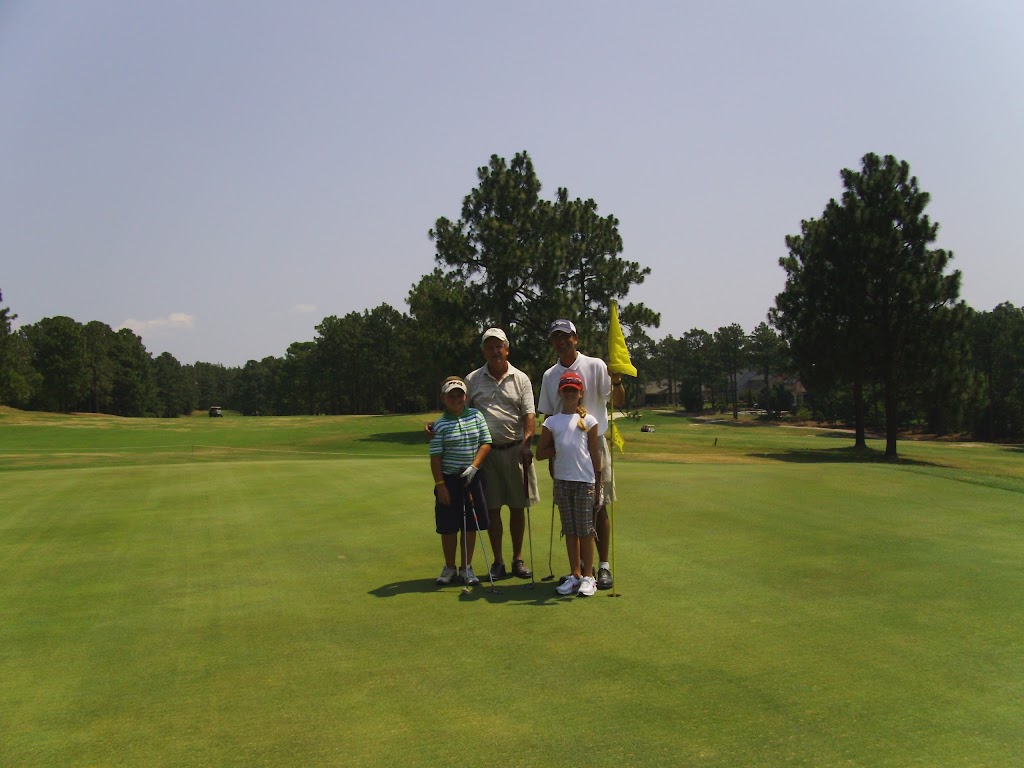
[606,299,633,599]
[608,402,619,598]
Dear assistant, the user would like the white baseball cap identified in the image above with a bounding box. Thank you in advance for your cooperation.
[482,327,509,346]
[441,378,467,395]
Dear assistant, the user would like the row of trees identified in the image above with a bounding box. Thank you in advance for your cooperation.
[4,289,1020,447]
[0,300,200,418]
[629,303,1024,446]
[3,152,1023,454]
[637,322,791,417]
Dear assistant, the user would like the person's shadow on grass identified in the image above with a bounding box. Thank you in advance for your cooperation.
[368,579,556,605]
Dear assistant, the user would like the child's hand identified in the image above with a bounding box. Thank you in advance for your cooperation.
[460,465,478,485]
[436,483,450,506]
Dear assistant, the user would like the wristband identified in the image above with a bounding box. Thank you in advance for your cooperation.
[435,480,445,486]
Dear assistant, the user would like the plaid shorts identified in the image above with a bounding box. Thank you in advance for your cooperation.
[553,478,596,537]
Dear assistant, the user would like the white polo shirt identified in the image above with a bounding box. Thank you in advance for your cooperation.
[538,352,611,436]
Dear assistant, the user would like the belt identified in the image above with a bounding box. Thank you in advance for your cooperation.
[490,442,520,450]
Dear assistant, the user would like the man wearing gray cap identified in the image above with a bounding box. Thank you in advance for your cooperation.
[464,327,540,580]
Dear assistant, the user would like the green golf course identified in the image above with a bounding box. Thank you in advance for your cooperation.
[1,406,1021,767]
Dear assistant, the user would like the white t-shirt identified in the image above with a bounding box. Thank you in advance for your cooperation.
[538,352,611,435]
[543,411,599,483]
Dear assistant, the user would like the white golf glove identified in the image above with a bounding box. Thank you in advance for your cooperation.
[460,465,478,485]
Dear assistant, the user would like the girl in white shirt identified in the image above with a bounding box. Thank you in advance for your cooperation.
[536,371,602,597]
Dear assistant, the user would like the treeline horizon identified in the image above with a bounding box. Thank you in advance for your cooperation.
[2,294,1023,443]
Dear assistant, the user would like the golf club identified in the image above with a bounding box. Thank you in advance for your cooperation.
[461,499,472,596]
[466,488,501,594]
[523,459,536,590]
[541,496,556,581]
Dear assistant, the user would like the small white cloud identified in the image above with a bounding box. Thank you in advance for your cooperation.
[120,312,197,335]
[291,304,317,315]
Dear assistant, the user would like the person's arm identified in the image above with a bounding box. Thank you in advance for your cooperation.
[431,455,450,506]
[587,422,602,479]
[588,422,604,507]
[472,443,491,468]
[610,376,626,409]
[460,413,491,484]
[535,424,555,461]
[520,412,535,462]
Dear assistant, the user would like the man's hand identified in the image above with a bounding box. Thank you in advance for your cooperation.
[594,486,605,510]
[520,445,533,465]
[460,465,478,485]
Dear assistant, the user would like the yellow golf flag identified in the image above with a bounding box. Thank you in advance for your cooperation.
[607,301,637,377]
[608,421,625,453]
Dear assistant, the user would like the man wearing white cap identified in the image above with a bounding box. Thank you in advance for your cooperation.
[538,319,625,590]
[464,327,540,580]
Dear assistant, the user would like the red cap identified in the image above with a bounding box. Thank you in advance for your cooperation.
[558,371,584,391]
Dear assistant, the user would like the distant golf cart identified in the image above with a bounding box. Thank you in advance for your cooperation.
[640,424,656,433]
[208,406,223,417]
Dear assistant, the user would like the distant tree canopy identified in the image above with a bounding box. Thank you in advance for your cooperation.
[0,290,38,406]
[772,153,965,458]
[422,151,659,377]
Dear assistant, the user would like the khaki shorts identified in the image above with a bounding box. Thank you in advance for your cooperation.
[599,436,616,502]
[482,446,540,510]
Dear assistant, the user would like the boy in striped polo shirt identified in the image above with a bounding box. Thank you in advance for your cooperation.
[429,377,492,586]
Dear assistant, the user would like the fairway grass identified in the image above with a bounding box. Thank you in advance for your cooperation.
[1,408,1022,766]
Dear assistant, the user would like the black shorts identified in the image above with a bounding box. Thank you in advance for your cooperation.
[434,472,490,534]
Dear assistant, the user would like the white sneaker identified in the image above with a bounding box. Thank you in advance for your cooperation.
[436,565,458,585]
[460,566,480,586]
[577,575,597,596]
[556,574,581,595]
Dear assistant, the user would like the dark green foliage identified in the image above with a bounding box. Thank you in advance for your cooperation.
[192,361,237,412]
[152,352,195,417]
[22,316,88,412]
[107,329,157,416]
[968,302,1024,440]
[0,291,38,407]
[276,342,317,416]
[773,153,964,457]
[714,324,747,420]
[748,322,789,418]
[426,151,658,370]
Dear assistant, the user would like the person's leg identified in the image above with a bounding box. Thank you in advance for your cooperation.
[565,534,581,577]
[509,508,526,561]
[436,481,460,572]
[442,533,458,567]
[487,508,505,566]
[595,506,610,562]
[596,436,613,562]
[580,532,595,580]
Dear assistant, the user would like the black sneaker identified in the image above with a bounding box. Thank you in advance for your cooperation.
[489,561,508,580]
[511,559,532,579]
[597,566,613,590]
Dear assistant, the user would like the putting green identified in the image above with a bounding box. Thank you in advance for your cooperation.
[1,410,1021,766]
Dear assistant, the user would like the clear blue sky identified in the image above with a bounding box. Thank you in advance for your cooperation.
[3,1,1022,366]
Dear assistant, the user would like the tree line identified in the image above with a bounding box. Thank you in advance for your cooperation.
[2,151,1022,451]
